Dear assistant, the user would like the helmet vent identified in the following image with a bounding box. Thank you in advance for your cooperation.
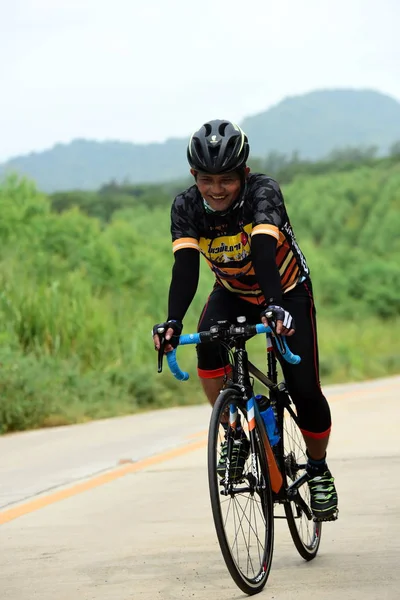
[218,122,229,136]
[225,138,238,160]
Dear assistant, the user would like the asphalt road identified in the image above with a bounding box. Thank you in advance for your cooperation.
[0,375,399,599]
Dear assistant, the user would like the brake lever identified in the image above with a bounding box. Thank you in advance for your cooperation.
[157,326,166,373]
[265,311,286,355]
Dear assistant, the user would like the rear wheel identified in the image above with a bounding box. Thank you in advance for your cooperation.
[282,402,322,560]
[208,389,274,595]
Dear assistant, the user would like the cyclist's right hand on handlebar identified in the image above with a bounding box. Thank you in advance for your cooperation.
[152,320,183,352]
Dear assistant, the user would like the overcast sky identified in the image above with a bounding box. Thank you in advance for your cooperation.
[1,0,399,161]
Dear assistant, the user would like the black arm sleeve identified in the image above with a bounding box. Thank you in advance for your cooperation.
[167,248,200,322]
[251,234,283,307]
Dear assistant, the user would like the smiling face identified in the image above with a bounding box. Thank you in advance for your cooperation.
[191,168,250,212]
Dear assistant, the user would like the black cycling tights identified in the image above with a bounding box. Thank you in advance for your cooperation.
[196,281,331,437]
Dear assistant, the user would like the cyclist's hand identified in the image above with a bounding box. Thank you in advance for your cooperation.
[260,305,295,337]
[152,320,183,353]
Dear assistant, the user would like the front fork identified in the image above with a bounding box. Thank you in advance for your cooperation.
[222,396,283,495]
[221,403,239,486]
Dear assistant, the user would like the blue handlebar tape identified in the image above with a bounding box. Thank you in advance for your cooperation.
[255,324,271,334]
[255,324,300,364]
[166,350,189,381]
[179,333,201,345]
[167,324,300,381]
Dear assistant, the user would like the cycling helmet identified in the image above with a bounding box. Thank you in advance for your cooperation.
[187,119,249,174]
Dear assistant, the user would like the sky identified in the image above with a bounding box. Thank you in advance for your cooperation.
[1,0,399,161]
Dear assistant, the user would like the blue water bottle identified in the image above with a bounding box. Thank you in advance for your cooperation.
[256,394,280,446]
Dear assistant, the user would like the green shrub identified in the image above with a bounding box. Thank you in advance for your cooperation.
[0,162,398,433]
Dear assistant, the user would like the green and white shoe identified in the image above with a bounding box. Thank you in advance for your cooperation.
[307,470,339,521]
[217,436,250,482]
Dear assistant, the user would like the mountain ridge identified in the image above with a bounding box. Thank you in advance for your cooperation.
[2,88,400,191]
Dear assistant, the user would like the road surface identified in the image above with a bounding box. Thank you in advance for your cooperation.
[0,376,399,599]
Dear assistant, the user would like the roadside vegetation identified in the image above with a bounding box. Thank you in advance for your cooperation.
[0,149,399,432]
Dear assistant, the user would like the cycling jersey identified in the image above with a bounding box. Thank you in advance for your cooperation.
[171,173,310,305]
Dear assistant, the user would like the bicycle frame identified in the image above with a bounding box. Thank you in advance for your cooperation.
[224,334,312,515]
[223,334,283,494]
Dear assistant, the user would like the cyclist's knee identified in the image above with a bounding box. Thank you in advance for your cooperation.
[290,389,332,433]
[198,373,227,406]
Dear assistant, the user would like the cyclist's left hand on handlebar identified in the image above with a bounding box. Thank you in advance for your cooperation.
[152,320,183,352]
[260,305,295,336]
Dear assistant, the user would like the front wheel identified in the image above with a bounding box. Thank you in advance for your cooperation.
[282,402,322,560]
[208,389,274,595]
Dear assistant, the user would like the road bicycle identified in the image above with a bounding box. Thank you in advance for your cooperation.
[156,313,322,595]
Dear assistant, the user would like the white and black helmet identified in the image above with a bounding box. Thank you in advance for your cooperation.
[187,119,249,174]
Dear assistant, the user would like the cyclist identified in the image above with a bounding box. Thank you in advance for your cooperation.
[153,119,338,521]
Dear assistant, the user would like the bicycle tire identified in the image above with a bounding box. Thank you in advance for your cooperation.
[282,403,322,560]
[208,389,274,595]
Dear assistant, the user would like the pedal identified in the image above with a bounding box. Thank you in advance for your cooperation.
[313,509,339,522]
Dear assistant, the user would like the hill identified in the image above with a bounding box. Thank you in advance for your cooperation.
[241,89,400,159]
[1,89,400,191]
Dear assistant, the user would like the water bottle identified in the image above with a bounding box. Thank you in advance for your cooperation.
[256,394,280,446]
